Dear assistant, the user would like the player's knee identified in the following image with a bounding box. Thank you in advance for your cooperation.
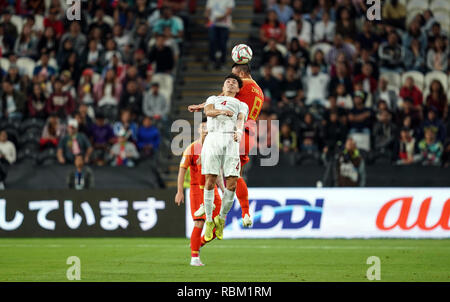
[226,177,238,191]
[194,220,204,229]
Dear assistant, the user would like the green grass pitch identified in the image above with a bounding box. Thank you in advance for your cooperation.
[0,238,449,282]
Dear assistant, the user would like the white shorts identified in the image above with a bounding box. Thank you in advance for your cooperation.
[201,132,241,178]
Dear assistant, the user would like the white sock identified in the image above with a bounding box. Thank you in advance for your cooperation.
[203,189,215,222]
[220,188,235,219]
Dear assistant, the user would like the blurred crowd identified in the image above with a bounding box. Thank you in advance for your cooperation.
[255,0,450,172]
[0,0,191,188]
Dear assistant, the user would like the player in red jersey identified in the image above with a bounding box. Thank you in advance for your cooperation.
[188,63,264,227]
[175,118,223,266]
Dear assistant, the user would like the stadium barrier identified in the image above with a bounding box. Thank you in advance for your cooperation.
[186,188,450,239]
[0,189,184,237]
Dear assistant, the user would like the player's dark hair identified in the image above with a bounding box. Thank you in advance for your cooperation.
[225,73,243,88]
[231,63,251,75]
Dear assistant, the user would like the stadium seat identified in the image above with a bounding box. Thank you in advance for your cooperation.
[34,15,44,31]
[103,15,114,27]
[152,73,174,104]
[37,147,57,165]
[349,132,371,152]
[380,72,402,88]
[407,0,429,12]
[430,0,450,11]
[19,131,41,147]
[19,118,45,133]
[401,71,425,91]
[433,12,450,30]
[16,57,36,78]
[424,71,448,92]
[0,57,10,71]
[309,43,332,61]
[4,128,19,149]
[17,147,38,164]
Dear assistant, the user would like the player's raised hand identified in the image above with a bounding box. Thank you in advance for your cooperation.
[175,192,184,206]
[188,104,202,112]
[222,110,234,117]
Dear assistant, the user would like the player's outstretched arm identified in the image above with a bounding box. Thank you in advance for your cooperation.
[187,102,205,112]
[175,167,187,206]
[233,113,245,142]
[204,104,233,117]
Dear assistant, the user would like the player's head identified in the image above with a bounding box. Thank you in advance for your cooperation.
[231,63,251,78]
[223,73,242,95]
[198,117,208,137]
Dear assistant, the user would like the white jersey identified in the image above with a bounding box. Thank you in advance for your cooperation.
[205,95,249,133]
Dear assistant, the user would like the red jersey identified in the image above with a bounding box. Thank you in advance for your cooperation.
[179,141,205,186]
[235,78,265,121]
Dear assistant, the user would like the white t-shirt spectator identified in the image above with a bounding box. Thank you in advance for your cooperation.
[314,20,336,43]
[286,19,312,45]
[0,140,16,164]
[303,72,330,106]
[207,0,235,28]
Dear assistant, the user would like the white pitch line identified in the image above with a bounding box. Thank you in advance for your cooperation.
[0,244,448,250]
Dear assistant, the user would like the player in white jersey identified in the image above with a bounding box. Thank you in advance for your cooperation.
[202,74,249,242]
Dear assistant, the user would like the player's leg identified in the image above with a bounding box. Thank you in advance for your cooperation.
[214,175,238,240]
[203,174,217,241]
[189,186,205,266]
[200,186,221,246]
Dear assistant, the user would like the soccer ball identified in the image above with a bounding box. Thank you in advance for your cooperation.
[231,44,253,64]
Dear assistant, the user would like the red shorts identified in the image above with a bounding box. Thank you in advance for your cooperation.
[190,185,222,220]
[239,129,257,167]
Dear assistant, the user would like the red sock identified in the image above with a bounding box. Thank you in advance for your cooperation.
[200,228,216,247]
[236,177,249,218]
[191,226,202,257]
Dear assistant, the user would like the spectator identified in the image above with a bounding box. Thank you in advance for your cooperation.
[0,130,16,190]
[27,83,47,119]
[329,61,353,96]
[335,7,356,41]
[394,127,417,165]
[142,82,170,121]
[43,5,65,38]
[13,23,38,59]
[399,77,423,108]
[279,123,298,153]
[119,80,143,119]
[259,10,286,45]
[0,79,25,121]
[153,6,184,42]
[40,114,66,149]
[57,119,93,165]
[348,92,372,134]
[378,32,405,72]
[270,0,294,24]
[302,62,329,107]
[77,68,96,109]
[382,0,406,29]
[354,48,379,80]
[322,110,348,154]
[258,65,282,105]
[332,83,353,111]
[372,110,398,162]
[89,113,115,166]
[298,112,320,156]
[396,98,423,131]
[74,104,94,135]
[37,27,58,55]
[417,126,443,166]
[354,63,377,94]
[94,68,122,107]
[67,154,95,190]
[402,20,427,55]
[33,52,57,78]
[109,128,140,167]
[205,0,234,70]
[45,77,75,118]
[89,9,112,41]
[0,6,18,51]
[404,38,426,72]
[60,21,87,57]
[425,80,448,120]
[313,10,335,44]
[356,21,380,55]
[148,34,175,73]
[261,38,285,66]
[280,66,303,108]
[81,39,104,73]
[137,116,161,158]
[286,11,312,47]
[327,35,355,67]
[420,107,447,143]
[310,48,327,73]
[426,37,448,72]
[335,137,366,187]
[113,109,138,142]
[373,77,397,111]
